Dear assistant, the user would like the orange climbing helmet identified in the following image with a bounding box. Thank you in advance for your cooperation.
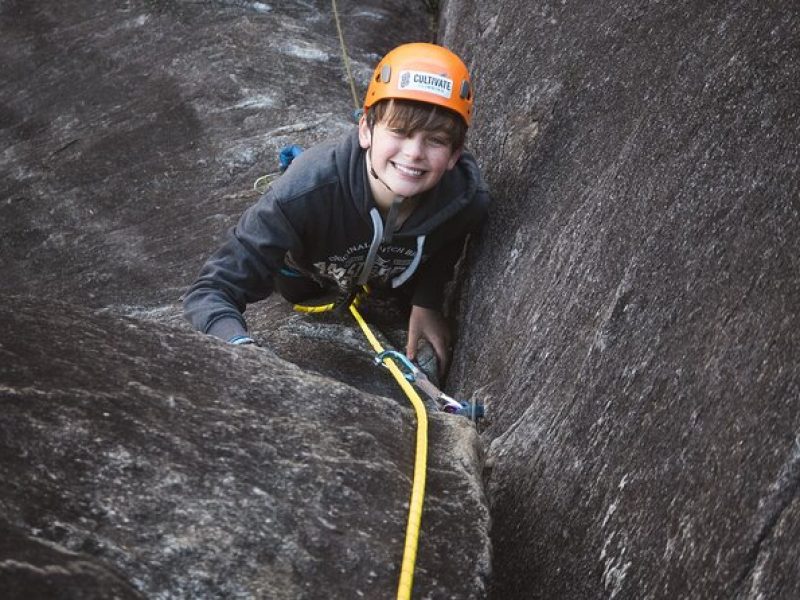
[363,42,474,126]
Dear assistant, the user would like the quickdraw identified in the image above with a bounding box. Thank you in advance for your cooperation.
[373,350,484,419]
[296,292,485,421]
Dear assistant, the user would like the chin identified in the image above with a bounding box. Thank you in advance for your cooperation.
[395,184,427,197]
[390,176,433,196]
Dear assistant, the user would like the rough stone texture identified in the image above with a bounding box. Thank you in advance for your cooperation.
[0,295,490,598]
[440,1,799,599]
[1,0,432,313]
[0,520,145,600]
[1,1,491,598]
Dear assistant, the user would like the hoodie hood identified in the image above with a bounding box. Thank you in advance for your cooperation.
[183,126,490,335]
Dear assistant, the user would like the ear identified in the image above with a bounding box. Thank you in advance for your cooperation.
[358,114,372,149]
[446,146,463,170]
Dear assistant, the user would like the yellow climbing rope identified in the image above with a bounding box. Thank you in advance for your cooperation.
[293,301,335,314]
[349,303,428,600]
[297,8,425,598]
[294,294,428,600]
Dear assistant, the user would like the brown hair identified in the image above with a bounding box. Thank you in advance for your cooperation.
[366,98,468,150]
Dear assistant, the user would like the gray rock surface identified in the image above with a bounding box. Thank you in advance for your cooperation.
[8,0,796,597]
[1,1,491,598]
[1,0,430,313]
[0,520,145,600]
[1,295,490,598]
[440,1,799,599]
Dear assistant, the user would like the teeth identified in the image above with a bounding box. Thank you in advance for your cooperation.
[394,163,424,177]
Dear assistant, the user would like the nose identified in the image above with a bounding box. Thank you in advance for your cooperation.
[401,133,425,159]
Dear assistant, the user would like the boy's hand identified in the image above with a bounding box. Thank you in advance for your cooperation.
[406,305,451,379]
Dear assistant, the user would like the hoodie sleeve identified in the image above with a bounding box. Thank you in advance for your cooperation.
[183,190,302,339]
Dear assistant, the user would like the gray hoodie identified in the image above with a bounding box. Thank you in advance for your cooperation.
[183,128,490,340]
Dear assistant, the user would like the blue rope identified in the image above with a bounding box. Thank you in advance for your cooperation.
[279,145,304,172]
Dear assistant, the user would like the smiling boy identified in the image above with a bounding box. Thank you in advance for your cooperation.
[183,43,490,378]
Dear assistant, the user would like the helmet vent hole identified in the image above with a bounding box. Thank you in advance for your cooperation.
[380,65,391,83]
[460,80,471,100]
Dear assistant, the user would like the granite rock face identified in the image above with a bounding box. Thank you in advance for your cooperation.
[1,296,490,598]
[440,1,799,599]
[1,1,491,598]
[0,521,145,600]
[7,0,797,597]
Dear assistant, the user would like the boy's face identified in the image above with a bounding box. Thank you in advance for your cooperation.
[358,116,462,199]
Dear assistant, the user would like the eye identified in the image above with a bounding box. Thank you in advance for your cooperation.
[427,135,448,147]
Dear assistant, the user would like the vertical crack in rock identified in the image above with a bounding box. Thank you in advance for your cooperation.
[0,0,493,597]
[734,435,800,595]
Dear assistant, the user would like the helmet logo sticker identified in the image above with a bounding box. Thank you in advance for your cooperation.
[397,70,453,99]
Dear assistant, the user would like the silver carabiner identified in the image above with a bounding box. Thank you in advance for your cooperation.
[374,350,419,382]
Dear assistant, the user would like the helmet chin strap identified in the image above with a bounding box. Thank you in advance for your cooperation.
[366,122,407,202]
[364,126,413,244]
[367,146,406,201]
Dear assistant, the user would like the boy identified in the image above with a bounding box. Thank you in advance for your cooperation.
[183,43,490,378]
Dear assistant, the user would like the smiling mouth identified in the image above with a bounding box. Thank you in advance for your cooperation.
[391,161,425,177]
